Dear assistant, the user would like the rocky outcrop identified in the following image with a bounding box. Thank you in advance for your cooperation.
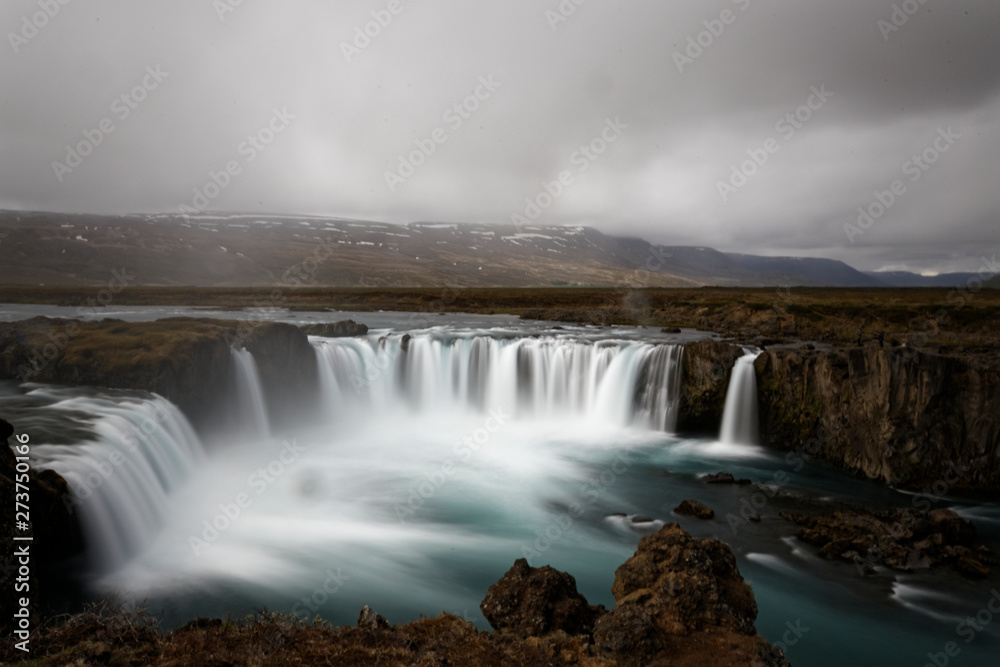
[357,605,390,630]
[703,472,752,485]
[756,345,1000,490]
[677,339,744,434]
[0,317,319,432]
[594,523,789,666]
[300,320,369,337]
[480,558,605,638]
[9,524,789,666]
[674,499,715,519]
[780,507,995,578]
[242,322,320,429]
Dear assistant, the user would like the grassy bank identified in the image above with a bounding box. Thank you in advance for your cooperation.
[2,285,998,348]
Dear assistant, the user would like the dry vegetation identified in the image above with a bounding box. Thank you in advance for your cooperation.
[4,601,602,667]
[3,285,998,349]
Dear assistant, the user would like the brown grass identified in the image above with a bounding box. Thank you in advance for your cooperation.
[2,285,998,349]
[4,602,609,667]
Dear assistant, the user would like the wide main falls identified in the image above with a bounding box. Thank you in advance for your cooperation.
[8,318,1000,667]
[312,333,684,432]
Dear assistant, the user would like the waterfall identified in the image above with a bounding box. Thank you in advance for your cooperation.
[231,348,270,439]
[32,394,205,572]
[719,351,760,445]
[311,333,685,432]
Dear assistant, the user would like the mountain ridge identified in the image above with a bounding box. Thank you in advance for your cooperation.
[0,209,992,289]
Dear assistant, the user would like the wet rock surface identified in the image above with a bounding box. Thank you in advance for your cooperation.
[675,499,716,519]
[780,507,995,578]
[703,471,753,485]
[300,319,369,337]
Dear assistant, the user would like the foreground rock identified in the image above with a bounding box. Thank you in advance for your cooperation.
[300,319,369,337]
[481,558,605,638]
[780,507,996,578]
[757,345,1000,490]
[8,524,788,666]
[594,523,789,666]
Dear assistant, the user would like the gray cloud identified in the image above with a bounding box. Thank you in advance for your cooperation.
[2,0,998,274]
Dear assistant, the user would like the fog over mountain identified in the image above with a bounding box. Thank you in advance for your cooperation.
[2,0,998,275]
[2,209,994,288]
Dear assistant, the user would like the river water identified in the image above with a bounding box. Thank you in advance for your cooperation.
[2,304,998,666]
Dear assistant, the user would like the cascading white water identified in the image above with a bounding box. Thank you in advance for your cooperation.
[719,351,760,445]
[231,347,270,439]
[31,394,205,572]
[311,333,685,432]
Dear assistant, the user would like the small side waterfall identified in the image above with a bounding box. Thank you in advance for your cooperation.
[311,333,685,432]
[719,351,760,445]
[231,348,270,439]
[33,394,205,572]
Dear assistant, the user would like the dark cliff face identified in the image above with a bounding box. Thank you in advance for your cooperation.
[756,346,1000,490]
[243,322,319,430]
[677,339,744,435]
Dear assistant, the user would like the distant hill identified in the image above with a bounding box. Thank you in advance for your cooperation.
[865,270,984,288]
[0,209,978,289]
[726,253,882,287]
[0,210,703,288]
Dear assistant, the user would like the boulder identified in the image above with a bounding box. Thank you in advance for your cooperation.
[357,605,390,630]
[702,472,752,485]
[593,523,789,666]
[674,499,715,519]
[480,558,605,638]
[300,320,369,338]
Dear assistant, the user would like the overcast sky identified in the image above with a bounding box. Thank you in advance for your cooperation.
[2,0,998,274]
